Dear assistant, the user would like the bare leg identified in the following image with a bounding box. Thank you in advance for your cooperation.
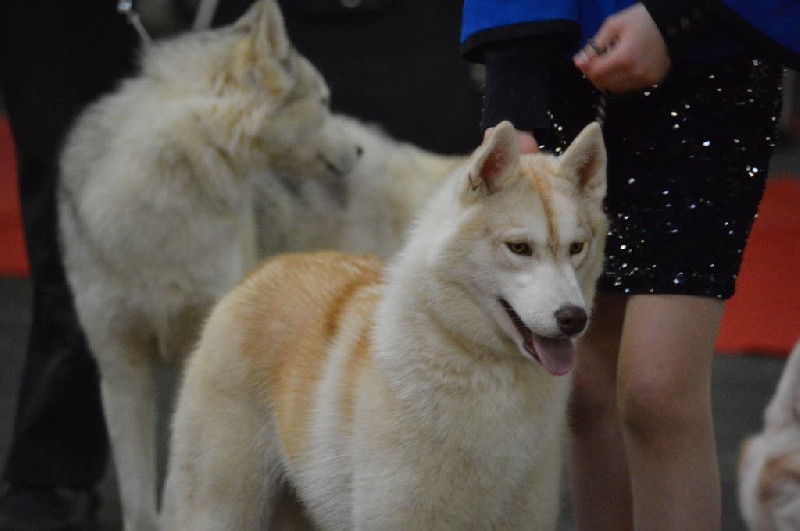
[617,294,723,530]
[569,292,632,530]
[570,293,724,530]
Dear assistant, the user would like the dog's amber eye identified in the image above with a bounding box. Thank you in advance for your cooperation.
[506,241,533,256]
[569,242,585,255]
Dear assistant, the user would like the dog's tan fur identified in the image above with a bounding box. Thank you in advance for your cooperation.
[739,341,800,530]
[164,122,608,530]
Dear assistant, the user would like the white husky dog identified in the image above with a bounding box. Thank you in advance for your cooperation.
[163,121,608,530]
[739,341,800,530]
[57,1,359,529]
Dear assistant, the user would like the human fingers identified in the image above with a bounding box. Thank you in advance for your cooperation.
[573,4,670,93]
[483,128,540,153]
[572,20,622,91]
[591,35,670,92]
[573,16,620,70]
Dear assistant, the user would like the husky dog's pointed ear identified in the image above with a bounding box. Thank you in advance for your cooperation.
[764,341,800,429]
[463,121,520,199]
[557,122,607,202]
[237,0,290,59]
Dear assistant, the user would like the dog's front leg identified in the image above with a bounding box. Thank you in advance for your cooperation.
[100,358,159,531]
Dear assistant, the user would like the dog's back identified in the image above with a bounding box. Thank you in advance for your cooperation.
[163,252,384,530]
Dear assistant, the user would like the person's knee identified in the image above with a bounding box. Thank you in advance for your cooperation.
[618,370,706,444]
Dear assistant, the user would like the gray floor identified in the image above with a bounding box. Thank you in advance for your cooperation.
[1,96,799,529]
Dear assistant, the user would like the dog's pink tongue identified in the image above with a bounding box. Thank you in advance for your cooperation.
[530,336,575,376]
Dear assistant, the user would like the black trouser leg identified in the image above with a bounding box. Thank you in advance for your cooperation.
[0,0,138,488]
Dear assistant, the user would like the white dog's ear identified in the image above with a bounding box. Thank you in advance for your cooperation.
[237,0,289,59]
[557,122,607,203]
[764,341,800,430]
[463,121,520,200]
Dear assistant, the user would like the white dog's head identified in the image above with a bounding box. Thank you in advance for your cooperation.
[141,0,361,178]
[414,121,607,376]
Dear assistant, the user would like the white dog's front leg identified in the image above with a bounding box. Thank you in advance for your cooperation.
[100,360,159,531]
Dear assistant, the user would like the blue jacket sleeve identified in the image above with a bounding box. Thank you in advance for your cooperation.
[461,0,582,62]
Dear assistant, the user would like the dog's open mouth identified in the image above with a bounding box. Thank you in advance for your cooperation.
[499,299,575,376]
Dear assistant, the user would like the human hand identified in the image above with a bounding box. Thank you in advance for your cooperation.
[484,128,539,154]
[573,4,671,93]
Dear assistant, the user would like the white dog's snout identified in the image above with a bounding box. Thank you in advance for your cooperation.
[555,305,588,337]
[512,267,589,339]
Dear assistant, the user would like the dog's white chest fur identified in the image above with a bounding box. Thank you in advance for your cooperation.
[296,324,572,530]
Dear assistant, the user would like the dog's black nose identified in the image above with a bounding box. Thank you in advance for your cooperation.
[355,145,364,158]
[555,305,588,336]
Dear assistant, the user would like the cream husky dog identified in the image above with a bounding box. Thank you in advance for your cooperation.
[57,1,359,529]
[163,121,608,530]
[739,341,800,530]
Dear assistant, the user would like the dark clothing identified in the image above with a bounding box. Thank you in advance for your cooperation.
[213,0,483,154]
[461,0,800,69]
[466,0,798,132]
[276,0,483,154]
[537,55,783,298]
[461,1,786,299]
[473,1,749,133]
[0,0,138,486]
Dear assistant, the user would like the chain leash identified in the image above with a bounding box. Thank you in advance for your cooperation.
[117,0,152,45]
[585,39,609,128]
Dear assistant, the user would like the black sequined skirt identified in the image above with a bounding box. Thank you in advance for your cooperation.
[539,55,784,299]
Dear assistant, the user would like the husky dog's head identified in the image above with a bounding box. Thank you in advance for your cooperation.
[408,121,607,376]
[140,0,360,178]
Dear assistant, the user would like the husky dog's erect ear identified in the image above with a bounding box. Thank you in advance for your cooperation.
[557,122,607,202]
[236,0,290,59]
[764,341,800,430]
[463,121,520,198]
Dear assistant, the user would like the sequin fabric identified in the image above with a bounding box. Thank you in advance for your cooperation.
[539,55,784,299]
